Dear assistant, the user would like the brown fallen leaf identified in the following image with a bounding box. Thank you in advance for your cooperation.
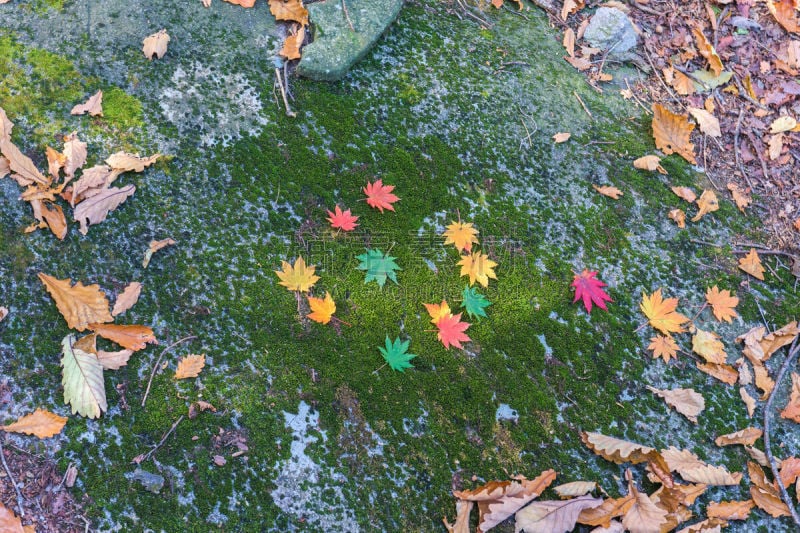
[62,132,87,180]
[40,201,68,240]
[69,165,122,206]
[46,145,67,178]
[646,386,705,423]
[553,132,571,143]
[780,372,800,422]
[691,189,719,222]
[661,447,743,485]
[692,27,724,76]
[592,184,623,199]
[71,90,103,117]
[676,517,729,532]
[0,155,9,179]
[73,184,136,235]
[727,182,751,212]
[779,457,800,488]
[0,502,23,533]
[0,138,49,187]
[443,499,472,533]
[88,323,157,352]
[652,104,696,164]
[738,248,765,280]
[563,28,575,57]
[770,115,798,133]
[515,495,603,533]
[143,237,177,268]
[175,354,206,379]
[268,0,309,25]
[758,321,799,361]
[671,186,697,203]
[668,208,686,228]
[705,286,738,323]
[0,306,7,322]
[565,56,591,71]
[714,427,762,447]
[581,432,656,465]
[745,446,769,467]
[560,0,584,20]
[0,106,13,142]
[577,494,634,528]
[692,329,726,364]
[633,155,667,174]
[96,349,133,370]
[767,0,800,32]
[279,26,305,61]
[740,387,757,417]
[670,69,695,96]
[748,461,790,517]
[112,282,142,317]
[621,482,669,533]
[143,29,170,60]
[707,499,754,520]
[2,408,67,439]
[753,364,775,399]
[188,400,217,418]
[105,151,160,172]
[223,0,256,5]
[688,108,721,137]
[38,273,112,331]
[554,481,597,499]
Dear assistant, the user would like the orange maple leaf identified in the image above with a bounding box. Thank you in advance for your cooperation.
[326,205,358,231]
[739,249,765,280]
[705,286,739,323]
[648,335,679,363]
[307,292,336,324]
[652,104,696,164]
[436,313,471,350]
[363,179,399,213]
[423,300,452,324]
[640,289,689,335]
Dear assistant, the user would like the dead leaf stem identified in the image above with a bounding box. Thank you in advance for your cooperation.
[141,335,197,408]
[137,415,185,464]
[0,438,25,517]
[573,91,593,120]
[341,0,355,31]
[274,68,296,118]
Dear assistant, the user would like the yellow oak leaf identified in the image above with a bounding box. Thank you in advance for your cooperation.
[648,335,679,363]
[424,300,452,324]
[739,248,765,280]
[38,273,113,332]
[307,292,335,324]
[705,286,739,323]
[2,408,67,439]
[652,104,696,164]
[592,184,623,199]
[443,221,479,253]
[174,354,206,379]
[691,189,719,222]
[692,329,727,364]
[275,256,319,292]
[640,289,689,335]
[458,251,497,288]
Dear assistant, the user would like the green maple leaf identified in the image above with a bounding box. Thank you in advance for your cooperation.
[356,248,400,287]
[461,286,491,320]
[378,336,416,372]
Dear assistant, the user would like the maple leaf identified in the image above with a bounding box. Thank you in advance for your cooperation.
[73,184,136,235]
[443,221,479,253]
[691,189,719,222]
[88,323,157,351]
[279,26,305,61]
[727,182,751,212]
[175,354,206,379]
[307,292,336,324]
[715,427,762,447]
[640,289,689,335]
[363,179,399,213]
[275,256,319,292]
[378,336,416,372]
[112,281,143,317]
[326,205,358,231]
[436,313,471,349]
[592,184,623,199]
[424,300,452,324]
[38,273,113,331]
[748,461,791,517]
[515,495,604,533]
[2,408,67,439]
[705,286,738,322]
[671,186,697,203]
[268,0,309,25]
[142,29,170,59]
[461,286,491,321]
[652,104,696,164]
[648,335,679,362]
[61,334,106,418]
[780,372,800,422]
[571,270,612,313]
[356,249,400,287]
[633,155,666,174]
[71,90,103,117]
[458,251,497,288]
[668,209,686,228]
[691,329,727,364]
[646,386,705,423]
[738,248,765,280]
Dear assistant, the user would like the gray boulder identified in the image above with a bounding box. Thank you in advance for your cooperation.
[584,7,638,58]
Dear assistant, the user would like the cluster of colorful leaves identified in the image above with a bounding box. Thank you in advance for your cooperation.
[0,107,160,239]
[424,300,472,350]
[38,273,156,418]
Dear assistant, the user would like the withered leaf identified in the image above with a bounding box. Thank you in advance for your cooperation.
[691,189,719,222]
[279,26,305,61]
[753,364,775,399]
[143,29,170,59]
[515,495,603,533]
[692,28,724,76]
[780,372,800,422]
[592,184,623,199]
[553,132,571,143]
[621,485,668,533]
[688,108,721,137]
[70,165,121,206]
[38,273,112,331]
[2,408,67,439]
[748,461,790,517]
[70,90,103,117]
[62,132,87,180]
[727,182,751,212]
[175,354,206,379]
[668,208,686,229]
[715,427,762,447]
[779,457,800,488]
[707,499,754,520]
[45,146,66,178]
[0,138,49,186]
[691,329,727,364]
[73,184,136,235]
[738,249,765,280]
[661,447,743,485]
[268,0,309,25]
[553,481,597,499]
[671,186,697,203]
[143,237,177,267]
[96,349,133,370]
[105,151,160,172]
[633,155,667,174]
[740,387,757,417]
[646,386,705,423]
[40,201,68,240]
[581,432,656,464]
[112,282,142,317]
[652,104,696,164]
[0,106,12,142]
[88,323,157,352]
[577,494,635,528]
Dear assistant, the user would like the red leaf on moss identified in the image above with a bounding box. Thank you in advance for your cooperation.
[326,205,359,231]
[571,269,612,313]
[436,313,471,349]
[363,179,399,213]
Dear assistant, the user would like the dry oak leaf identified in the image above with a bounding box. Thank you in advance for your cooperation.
[0,106,12,142]
[553,132,571,143]
[688,108,721,137]
[676,518,729,532]
[691,189,719,222]
[514,495,603,533]
[581,432,656,464]
[652,104,696,164]
[71,90,103,117]
[780,372,800,422]
[692,28,724,76]
[707,499,754,520]
[738,248,765,280]
[726,183,751,212]
[633,155,667,174]
[705,286,738,323]
[640,289,689,335]
[70,165,121,206]
[748,461,791,517]
[97,349,133,370]
[143,237,176,268]
[0,138,49,187]
[621,485,669,533]
[563,28,575,57]
[715,427,762,447]
[88,323,156,352]
[592,184,623,199]
[143,29,170,59]
[745,446,768,467]
[46,145,67,178]
[553,481,597,499]
[327,205,359,232]
[175,354,206,379]
[106,151,160,172]
[671,186,697,203]
[279,26,305,61]
[767,0,800,32]
[753,364,775,399]
[779,457,800,488]
[363,179,399,213]
[74,184,136,235]
[268,0,309,25]
[450,470,557,533]
[62,132,87,179]
[661,447,742,485]
[112,281,142,317]
[275,256,319,292]
[646,386,705,423]
[443,221,479,253]
[307,292,336,324]
[40,202,68,240]
[668,208,686,229]
[561,0,585,20]
[424,300,452,325]
[757,321,799,361]
[691,329,727,364]
[577,494,635,528]
[768,134,784,161]
[740,387,757,417]
[0,502,23,533]
[61,334,106,418]
[2,408,67,439]
[38,273,112,331]
[458,251,497,288]
[648,335,679,363]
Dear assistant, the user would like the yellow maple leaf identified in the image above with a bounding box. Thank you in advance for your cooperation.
[275,256,319,292]
[739,248,765,280]
[640,289,689,335]
[692,329,727,364]
[423,300,452,324]
[307,292,336,324]
[691,189,719,222]
[705,286,739,323]
[458,251,497,288]
[443,221,479,253]
[648,335,679,363]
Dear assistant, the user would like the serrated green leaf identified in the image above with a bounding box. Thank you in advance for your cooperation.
[461,286,491,320]
[378,336,417,372]
[356,249,400,288]
[61,334,106,418]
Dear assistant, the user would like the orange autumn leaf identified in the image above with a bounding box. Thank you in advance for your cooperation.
[691,189,719,222]
[739,249,765,280]
[780,372,800,422]
[307,292,336,324]
[174,354,206,379]
[326,205,358,231]
[779,457,800,487]
[633,155,667,174]
[767,0,800,33]
[0,502,23,533]
[692,329,727,364]
[70,90,103,117]
[692,27,724,76]
[727,182,751,212]
[363,179,399,213]
[668,209,686,228]
[707,499,754,520]
[280,26,305,61]
[648,335,679,363]
[38,273,113,332]
[87,323,157,352]
[436,313,471,350]
[748,461,791,517]
[443,221,479,253]
[652,104,696,164]
[424,300,452,325]
[592,184,623,199]
[112,281,143,317]
[142,29,170,60]
[697,362,739,385]
[640,289,689,335]
[2,408,67,439]
[581,432,657,465]
[268,0,309,25]
[714,427,762,447]
[671,186,697,203]
[705,286,738,323]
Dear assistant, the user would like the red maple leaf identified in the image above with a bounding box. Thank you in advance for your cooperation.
[435,313,471,349]
[326,205,359,231]
[363,179,399,213]
[571,269,612,313]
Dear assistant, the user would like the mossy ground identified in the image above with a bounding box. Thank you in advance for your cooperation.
[1,0,799,531]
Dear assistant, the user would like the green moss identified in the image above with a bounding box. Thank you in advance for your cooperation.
[100,86,144,129]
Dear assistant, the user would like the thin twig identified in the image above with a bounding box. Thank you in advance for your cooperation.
[732,72,768,110]
[274,67,296,118]
[341,0,355,31]
[764,337,800,528]
[573,91,593,120]
[141,335,197,408]
[0,438,24,517]
[137,415,185,464]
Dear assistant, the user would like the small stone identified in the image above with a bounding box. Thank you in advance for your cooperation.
[583,7,638,59]
[213,455,227,466]
[130,468,164,494]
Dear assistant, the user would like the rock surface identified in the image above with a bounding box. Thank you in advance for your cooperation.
[584,7,638,58]
[297,0,404,81]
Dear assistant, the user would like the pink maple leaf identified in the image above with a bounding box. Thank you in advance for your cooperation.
[571,269,612,313]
